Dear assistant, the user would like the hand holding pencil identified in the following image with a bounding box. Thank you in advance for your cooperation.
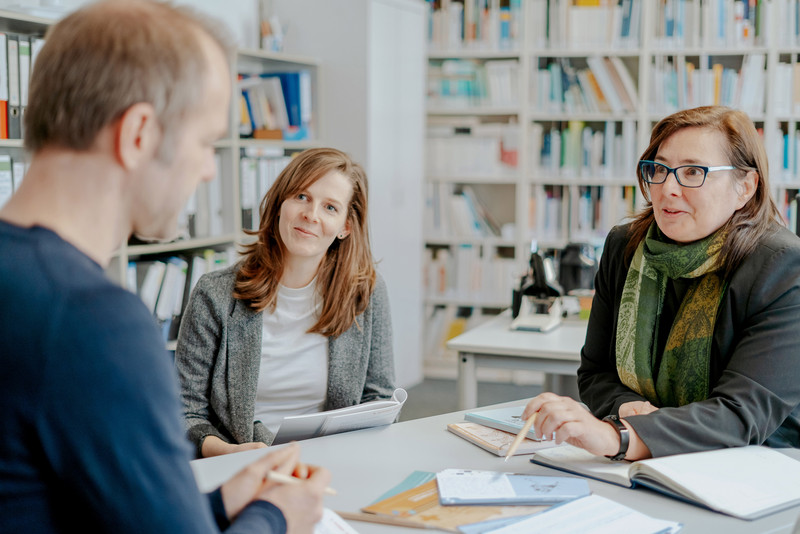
[504,412,537,461]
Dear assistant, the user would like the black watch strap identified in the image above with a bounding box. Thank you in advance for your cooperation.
[602,415,629,461]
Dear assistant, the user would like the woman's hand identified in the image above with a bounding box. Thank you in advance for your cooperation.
[201,435,267,458]
[619,401,658,417]
[523,392,620,457]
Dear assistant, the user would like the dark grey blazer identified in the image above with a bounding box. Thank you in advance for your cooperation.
[175,265,395,456]
[579,223,800,457]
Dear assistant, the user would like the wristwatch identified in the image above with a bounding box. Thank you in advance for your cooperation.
[602,415,629,461]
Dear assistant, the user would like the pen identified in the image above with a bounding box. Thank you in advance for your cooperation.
[265,470,338,496]
[504,413,537,461]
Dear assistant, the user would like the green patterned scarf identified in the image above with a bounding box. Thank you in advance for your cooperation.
[616,223,727,407]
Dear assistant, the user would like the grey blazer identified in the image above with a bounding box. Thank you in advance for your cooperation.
[175,265,395,456]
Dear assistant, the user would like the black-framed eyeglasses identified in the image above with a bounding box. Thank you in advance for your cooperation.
[638,160,737,188]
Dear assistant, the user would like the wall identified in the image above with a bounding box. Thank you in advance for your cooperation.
[270,0,426,388]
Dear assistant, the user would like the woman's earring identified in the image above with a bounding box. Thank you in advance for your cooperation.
[338,234,345,239]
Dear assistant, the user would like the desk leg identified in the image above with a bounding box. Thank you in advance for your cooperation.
[458,352,477,410]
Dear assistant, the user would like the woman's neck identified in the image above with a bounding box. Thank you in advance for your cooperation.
[280,256,323,289]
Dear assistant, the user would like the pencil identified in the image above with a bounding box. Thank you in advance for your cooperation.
[266,470,337,496]
[504,413,537,461]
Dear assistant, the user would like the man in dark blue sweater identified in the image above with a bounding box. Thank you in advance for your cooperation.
[0,1,330,532]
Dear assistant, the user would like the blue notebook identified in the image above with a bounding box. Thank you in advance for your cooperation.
[464,406,543,441]
[435,468,590,506]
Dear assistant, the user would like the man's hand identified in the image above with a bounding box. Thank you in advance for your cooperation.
[219,442,300,520]
[258,463,331,533]
[219,441,331,532]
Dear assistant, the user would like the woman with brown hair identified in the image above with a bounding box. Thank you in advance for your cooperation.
[176,147,395,458]
[523,106,800,460]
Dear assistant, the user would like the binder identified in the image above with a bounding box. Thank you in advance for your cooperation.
[7,34,20,139]
[18,36,30,139]
[0,155,12,209]
[12,160,24,192]
[0,33,8,139]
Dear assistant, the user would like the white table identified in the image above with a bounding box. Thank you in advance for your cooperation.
[191,401,800,534]
[447,310,587,409]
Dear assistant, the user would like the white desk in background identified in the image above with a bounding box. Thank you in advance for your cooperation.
[191,400,800,534]
[446,310,587,409]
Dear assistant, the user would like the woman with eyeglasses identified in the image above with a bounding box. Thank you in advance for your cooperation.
[522,106,800,460]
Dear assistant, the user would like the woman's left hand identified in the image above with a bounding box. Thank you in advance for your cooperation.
[522,392,620,458]
[619,400,658,417]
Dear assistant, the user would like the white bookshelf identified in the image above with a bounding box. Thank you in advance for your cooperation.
[423,0,800,378]
[0,9,322,344]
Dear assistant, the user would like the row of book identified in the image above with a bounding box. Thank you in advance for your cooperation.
[175,154,225,241]
[425,182,506,239]
[424,245,519,302]
[128,249,237,343]
[778,189,800,233]
[0,153,27,209]
[240,148,294,231]
[238,70,312,141]
[654,0,800,50]
[774,61,800,117]
[427,0,522,51]
[426,118,518,177]
[527,184,639,244]
[648,54,766,117]
[527,0,641,50]
[769,127,800,185]
[530,120,638,181]
[0,32,45,140]
[531,55,638,115]
[566,184,637,244]
[427,58,519,109]
[651,0,769,49]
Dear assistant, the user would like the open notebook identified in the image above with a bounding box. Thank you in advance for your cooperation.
[531,444,800,520]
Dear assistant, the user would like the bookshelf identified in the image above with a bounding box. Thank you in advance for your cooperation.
[423,0,800,379]
[0,9,322,347]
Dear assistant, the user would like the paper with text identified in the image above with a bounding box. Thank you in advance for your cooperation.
[480,494,681,534]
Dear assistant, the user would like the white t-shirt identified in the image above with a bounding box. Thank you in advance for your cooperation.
[253,279,328,435]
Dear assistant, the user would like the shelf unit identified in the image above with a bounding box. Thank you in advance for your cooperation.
[0,10,322,347]
[422,0,800,379]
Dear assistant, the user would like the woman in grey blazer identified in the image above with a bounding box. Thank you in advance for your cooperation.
[176,148,395,458]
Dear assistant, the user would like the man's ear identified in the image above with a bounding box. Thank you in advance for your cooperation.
[115,102,160,170]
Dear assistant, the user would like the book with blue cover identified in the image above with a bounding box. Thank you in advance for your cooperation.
[435,468,590,506]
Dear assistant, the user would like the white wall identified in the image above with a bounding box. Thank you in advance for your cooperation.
[271,0,426,388]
